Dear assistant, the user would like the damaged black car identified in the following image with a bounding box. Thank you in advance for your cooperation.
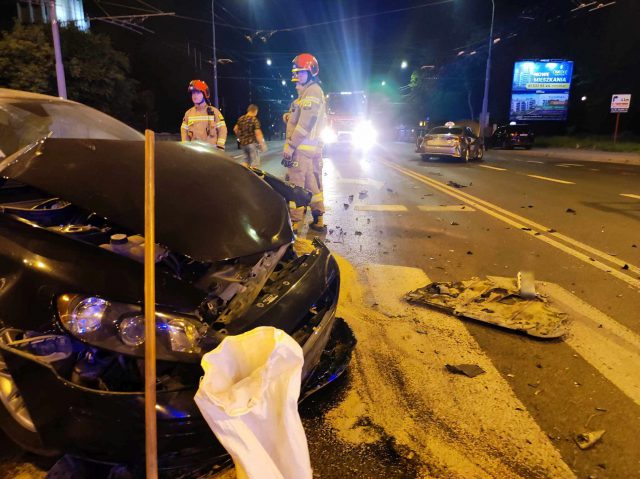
[0,89,355,471]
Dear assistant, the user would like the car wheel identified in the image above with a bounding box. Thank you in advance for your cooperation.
[0,329,59,456]
[463,148,471,163]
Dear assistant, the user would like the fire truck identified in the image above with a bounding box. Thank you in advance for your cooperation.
[320,91,377,150]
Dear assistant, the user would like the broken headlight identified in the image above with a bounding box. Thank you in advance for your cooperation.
[57,294,208,363]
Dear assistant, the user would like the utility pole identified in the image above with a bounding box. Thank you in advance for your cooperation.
[49,0,67,99]
[479,0,495,138]
[211,0,219,108]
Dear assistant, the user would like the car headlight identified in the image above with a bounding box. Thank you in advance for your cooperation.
[352,121,377,149]
[57,294,208,362]
[320,127,337,144]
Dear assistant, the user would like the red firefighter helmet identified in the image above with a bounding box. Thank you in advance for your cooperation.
[188,80,210,100]
[291,53,319,82]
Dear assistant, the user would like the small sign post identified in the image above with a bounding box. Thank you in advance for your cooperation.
[610,94,631,145]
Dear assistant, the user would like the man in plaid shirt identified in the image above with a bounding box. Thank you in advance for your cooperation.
[233,104,267,167]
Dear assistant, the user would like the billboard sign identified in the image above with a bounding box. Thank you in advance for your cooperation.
[610,94,631,113]
[510,60,574,121]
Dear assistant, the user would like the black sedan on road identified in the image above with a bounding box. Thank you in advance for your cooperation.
[0,89,354,471]
[488,124,535,150]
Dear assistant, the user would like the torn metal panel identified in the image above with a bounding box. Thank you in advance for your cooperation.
[405,276,568,339]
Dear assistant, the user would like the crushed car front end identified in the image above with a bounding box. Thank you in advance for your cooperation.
[0,138,355,470]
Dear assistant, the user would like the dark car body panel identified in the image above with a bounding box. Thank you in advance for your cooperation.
[0,138,294,263]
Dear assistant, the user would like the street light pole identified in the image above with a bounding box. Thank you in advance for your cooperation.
[49,0,67,99]
[479,0,495,137]
[211,0,219,108]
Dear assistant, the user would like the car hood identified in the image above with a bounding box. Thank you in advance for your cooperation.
[0,138,294,262]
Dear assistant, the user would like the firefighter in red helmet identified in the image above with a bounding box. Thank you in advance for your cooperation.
[181,80,228,150]
[282,53,327,233]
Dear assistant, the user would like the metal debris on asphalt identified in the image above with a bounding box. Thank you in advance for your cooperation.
[355,231,363,236]
[348,195,354,203]
[445,364,486,378]
[405,275,569,338]
[451,221,459,226]
[575,430,605,450]
[447,180,468,189]
[359,190,368,199]
[622,264,629,270]
[566,208,577,214]
[343,203,350,209]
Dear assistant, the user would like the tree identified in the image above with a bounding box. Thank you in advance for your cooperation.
[0,22,136,124]
[0,22,53,92]
[61,26,136,122]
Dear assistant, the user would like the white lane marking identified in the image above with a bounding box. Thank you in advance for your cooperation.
[478,165,507,171]
[354,204,408,212]
[232,154,244,159]
[556,163,584,168]
[418,205,476,212]
[337,178,384,189]
[620,193,640,200]
[540,282,640,407]
[526,160,544,164]
[341,261,574,478]
[527,174,575,185]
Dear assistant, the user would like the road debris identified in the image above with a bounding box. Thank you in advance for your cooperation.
[445,363,486,378]
[447,180,468,189]
[466,251,473,255]
[575,430,605,450]
[405,275,568,338]
[359,190,368,199]
[451,221,459,226]
[343,203,350,209]
[565,208,577,214]
[348,195,354,203]
[355,231,363,236]
[622,264,629,270]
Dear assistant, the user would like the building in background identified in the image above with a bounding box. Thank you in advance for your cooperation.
[16,0,89,31]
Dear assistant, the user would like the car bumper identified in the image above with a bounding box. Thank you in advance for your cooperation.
[0,241,355,470]
[417,145,461,157]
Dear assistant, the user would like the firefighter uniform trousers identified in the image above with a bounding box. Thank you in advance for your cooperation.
[288,148,324,223]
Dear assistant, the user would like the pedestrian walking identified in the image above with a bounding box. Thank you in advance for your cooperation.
[282,53,327,233]
[180,80,228,150]
[233,104,267,167]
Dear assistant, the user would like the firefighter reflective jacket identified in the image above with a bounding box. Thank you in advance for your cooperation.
[285,82,326,155]
[181,105,228,149]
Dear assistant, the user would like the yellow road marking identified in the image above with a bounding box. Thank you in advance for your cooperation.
[527,174,575,185]
[418,205,476,212]
[478,165,507,171]
[620,193,640,200]
[379,159,640,288]
[354,204,408,212]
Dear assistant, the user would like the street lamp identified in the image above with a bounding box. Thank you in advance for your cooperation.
[281,79,286,86]
[479,0,495,137]
[211,0,219,108]
[401,60,408,69]
[266,58,272,66]
[381,80,386,86]
[581,96,588,101]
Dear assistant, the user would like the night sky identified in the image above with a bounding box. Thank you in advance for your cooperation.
[1,0,638,134]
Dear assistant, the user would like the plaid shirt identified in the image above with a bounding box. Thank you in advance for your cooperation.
[235,114,261,147]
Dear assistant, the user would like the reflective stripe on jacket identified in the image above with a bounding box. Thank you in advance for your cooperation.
[181,105,228,148]
[285,82,326,154]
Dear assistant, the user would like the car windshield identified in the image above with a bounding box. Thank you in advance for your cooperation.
[429,127,463,135]
[0,99,143,157]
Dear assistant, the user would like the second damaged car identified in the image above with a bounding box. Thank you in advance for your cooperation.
[0,130,354,469]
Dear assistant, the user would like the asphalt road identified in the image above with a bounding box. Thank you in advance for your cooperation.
[2,142,639,478]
